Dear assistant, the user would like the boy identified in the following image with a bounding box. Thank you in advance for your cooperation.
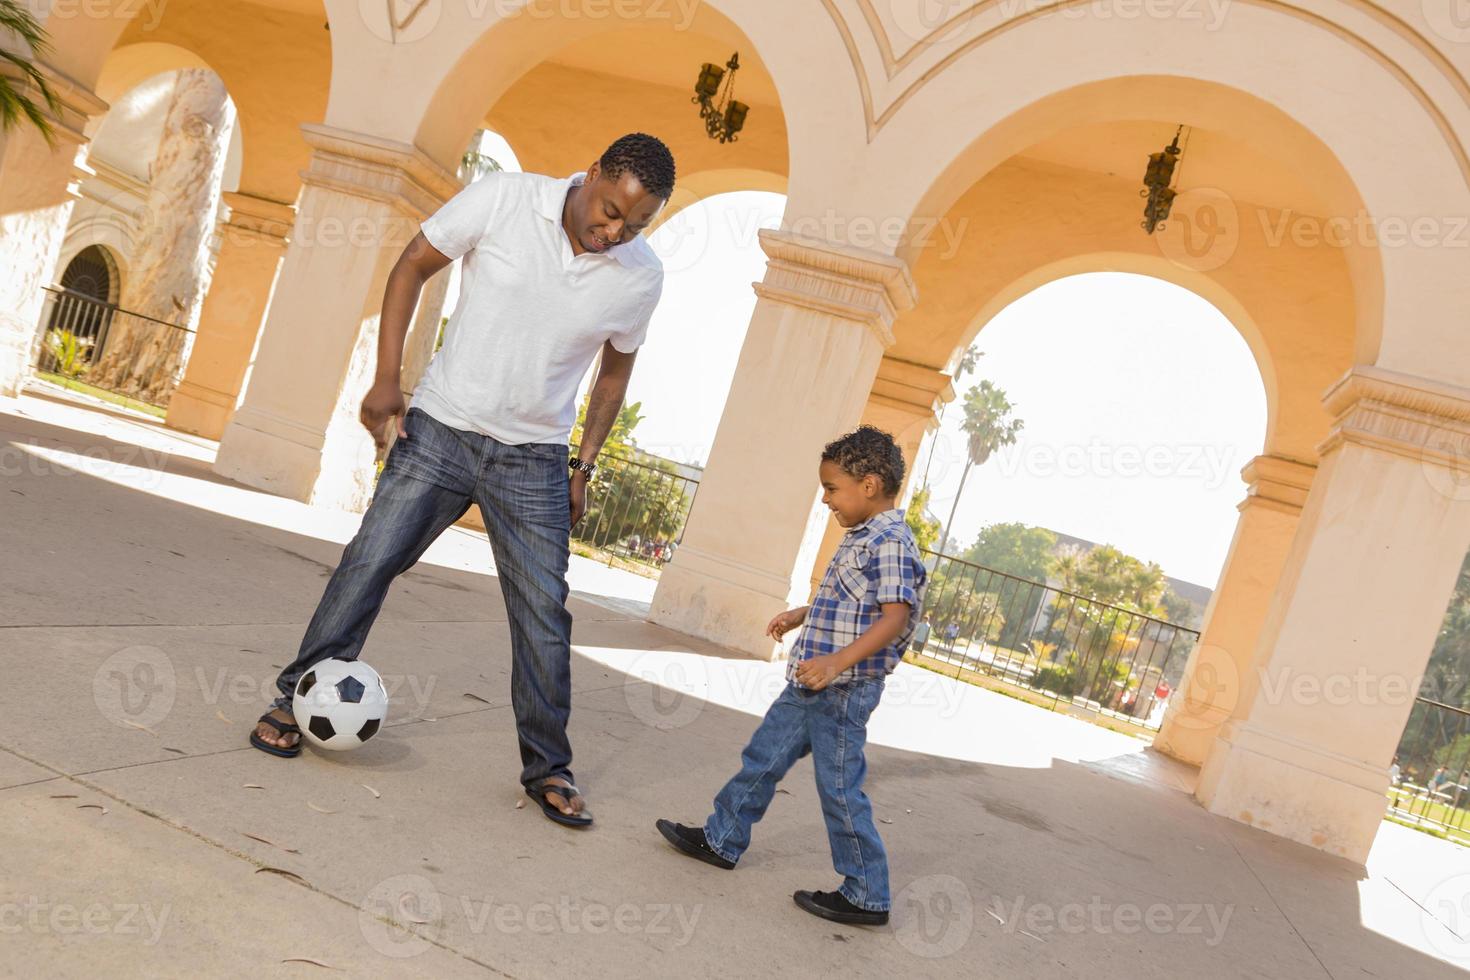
[655,426,927,925]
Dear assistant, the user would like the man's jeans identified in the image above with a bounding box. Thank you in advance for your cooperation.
[272,408,575,786]
[703,677,890,911]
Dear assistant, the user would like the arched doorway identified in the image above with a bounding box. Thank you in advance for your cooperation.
[40,245,121,376]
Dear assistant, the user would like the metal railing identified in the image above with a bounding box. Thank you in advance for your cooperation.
[34,286,193,408]
[912,550,1201,730]
[570,446,700,571]
[1388,697,1470,843]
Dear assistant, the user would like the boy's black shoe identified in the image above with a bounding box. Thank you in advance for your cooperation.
[655,819,736,870]
[793,889,889,926]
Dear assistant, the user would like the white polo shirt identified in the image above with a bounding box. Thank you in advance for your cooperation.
[413,171,663,446]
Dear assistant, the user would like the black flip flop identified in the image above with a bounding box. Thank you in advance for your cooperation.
[525,778,593,828]
[249,712,302,758]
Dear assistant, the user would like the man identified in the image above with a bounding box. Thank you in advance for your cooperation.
[910,614,932,655]
[249,133,676,829]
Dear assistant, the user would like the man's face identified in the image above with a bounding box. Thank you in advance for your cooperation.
[570,162,666,254]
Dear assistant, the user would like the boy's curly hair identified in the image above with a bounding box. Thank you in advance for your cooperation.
[821,425,905,497]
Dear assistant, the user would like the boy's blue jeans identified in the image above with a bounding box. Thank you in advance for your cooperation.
[704,676,890,911]
[270,408,576,787]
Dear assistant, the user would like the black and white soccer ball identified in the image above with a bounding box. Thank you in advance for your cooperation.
[292,659,389,752]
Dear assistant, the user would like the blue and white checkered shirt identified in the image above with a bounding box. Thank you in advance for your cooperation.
[787,509,928,686]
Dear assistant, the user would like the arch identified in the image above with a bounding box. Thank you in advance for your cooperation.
[892,134,1355,463]
[653,167,788,231]
[80,4,331,205]
[316,0,866,209]
[839,11,1470,388]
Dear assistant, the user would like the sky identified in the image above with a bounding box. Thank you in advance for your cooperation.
[446,134,1268,590]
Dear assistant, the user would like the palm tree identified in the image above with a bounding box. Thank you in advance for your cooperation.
[1,1,61,144]
[918,345,983,492]
[933,379,1023,560]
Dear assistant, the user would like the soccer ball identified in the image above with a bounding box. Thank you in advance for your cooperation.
[292,659,389,751]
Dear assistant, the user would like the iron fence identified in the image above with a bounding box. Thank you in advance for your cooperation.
[570,446,700,571]
[34,286,193,408]
[912,550,1201,730]
[1388,697,1470,843]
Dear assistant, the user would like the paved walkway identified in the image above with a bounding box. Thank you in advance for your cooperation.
[2,386,1468,978]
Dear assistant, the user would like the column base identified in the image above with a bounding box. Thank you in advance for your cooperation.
[215,404,376,511]
[648,545,789,661]
[1198,722,1387,864]
[1153,704,1230,767]
[166,379,235,439]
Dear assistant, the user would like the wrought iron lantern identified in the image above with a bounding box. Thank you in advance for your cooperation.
[693,52,749,144]
[1140,126,1185,234]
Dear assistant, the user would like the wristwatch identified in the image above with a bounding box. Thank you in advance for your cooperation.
[569,456,597,479]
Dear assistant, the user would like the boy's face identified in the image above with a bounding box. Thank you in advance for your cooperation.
[819,460,882,528]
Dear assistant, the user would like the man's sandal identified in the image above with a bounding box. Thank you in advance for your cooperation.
[249,712,302,758]
[525,778,593,828]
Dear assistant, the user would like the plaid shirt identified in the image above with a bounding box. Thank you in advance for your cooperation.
[788,509,928,686]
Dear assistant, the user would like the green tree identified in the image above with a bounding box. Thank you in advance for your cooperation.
[963,522,1056,581]
[933,379,1024,559]
[570,396,644,458]
[904,486,941,551]
[0,1,60,143]
[1161,587,1201,630]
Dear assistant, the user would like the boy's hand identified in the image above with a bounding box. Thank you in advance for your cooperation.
[794,654,845,691]
[766,607,808,640]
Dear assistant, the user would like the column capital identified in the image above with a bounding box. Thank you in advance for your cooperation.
[221,192,295,247]
[1239,454,1316,514]
[1319,365,1470,469]
[297,123,462,220]
[870,356,954,419]
[0,60,108,146]
[752,229,916,346]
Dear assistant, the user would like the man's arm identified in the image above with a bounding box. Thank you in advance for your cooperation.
[360,232,453,449]
[568,341,638,525]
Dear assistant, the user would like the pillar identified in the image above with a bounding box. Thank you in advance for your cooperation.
[213,124,461,510]
[648,229,916,659]
[806,357,954,596]
[1196,366,1470,863]
[1153,454,1316,765]
[166,192,294,438]
[0,62,107,398]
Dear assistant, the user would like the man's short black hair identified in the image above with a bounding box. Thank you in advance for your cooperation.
[822,425,905,497]
[599,133,676,200]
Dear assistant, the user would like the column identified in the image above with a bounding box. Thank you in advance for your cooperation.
[212,124,460,511]
[0,61,107,398]
[1195,366,1470,863]
[1153,454,1316,765]
[648,229,916,660]
[165,192,293,439]
[806,357,954,595]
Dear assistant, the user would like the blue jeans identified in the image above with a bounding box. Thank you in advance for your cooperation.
[704,677,890,911]
[272,407,575,787]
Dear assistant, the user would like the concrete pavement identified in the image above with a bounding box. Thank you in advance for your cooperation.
[2,386,1468,978]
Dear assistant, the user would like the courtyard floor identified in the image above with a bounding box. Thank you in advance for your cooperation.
[2,385,1468,978]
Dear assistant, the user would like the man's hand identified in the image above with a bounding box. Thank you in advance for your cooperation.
[766,606,808,641]
[360,379,407,451]
[794,654,845,691]
[569,470,588,527]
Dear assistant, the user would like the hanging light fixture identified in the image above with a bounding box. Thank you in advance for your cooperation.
[1140,125,1186,234]
[693,52,749,144]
